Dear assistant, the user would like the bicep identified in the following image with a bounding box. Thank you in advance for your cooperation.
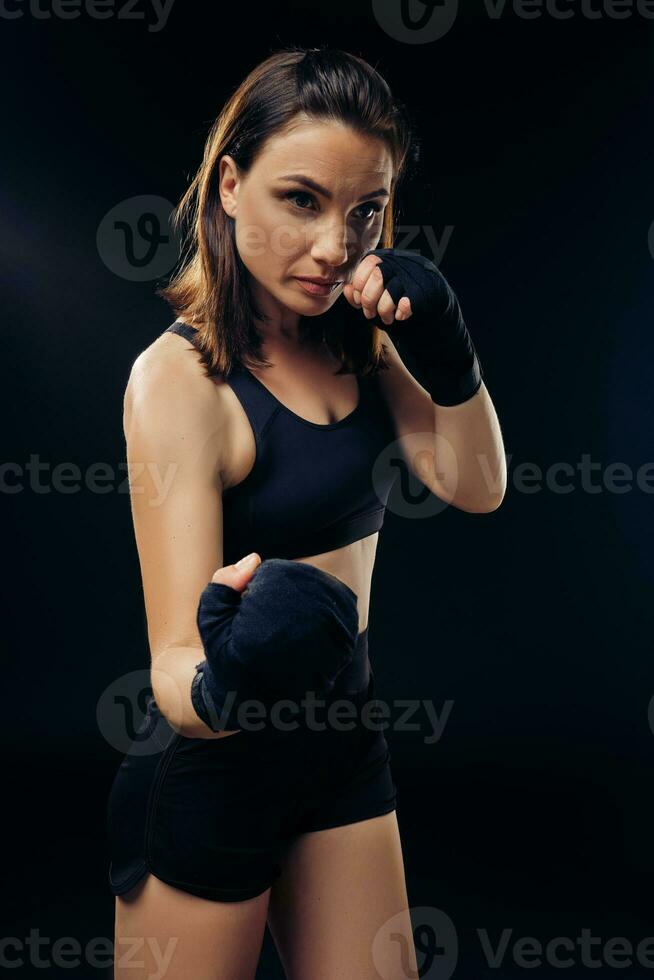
[375,329,436,437]
[124,354,227,662]
[376,332,475,504]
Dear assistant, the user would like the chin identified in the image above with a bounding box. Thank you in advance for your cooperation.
[286,283,342,313]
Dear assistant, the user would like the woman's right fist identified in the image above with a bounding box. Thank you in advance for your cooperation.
[211,552,261,592]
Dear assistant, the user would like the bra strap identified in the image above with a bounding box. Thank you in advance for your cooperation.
[164,320,279,443]
[165,320,199,345]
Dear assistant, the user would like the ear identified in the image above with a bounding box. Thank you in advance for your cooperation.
[218,155,240,219]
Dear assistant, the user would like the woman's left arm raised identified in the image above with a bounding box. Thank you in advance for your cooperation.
[344,249,507,513]
[373,331,506,513]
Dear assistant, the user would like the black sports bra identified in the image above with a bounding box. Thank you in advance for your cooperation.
[164,319,398,565]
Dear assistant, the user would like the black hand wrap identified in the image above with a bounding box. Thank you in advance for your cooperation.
[362,247,484,407]
[190,558,360,732]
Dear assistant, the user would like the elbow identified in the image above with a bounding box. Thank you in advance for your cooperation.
[150,650,211,739]
[432,462,507,515]
[458,467,508,513]
[149,678,185,734]
[151,679,213,739]
[474,491,506,514]
[455,487,506,514]
[177,714,214,740]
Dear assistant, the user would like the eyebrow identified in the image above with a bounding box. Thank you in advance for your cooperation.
[277,174,390,204]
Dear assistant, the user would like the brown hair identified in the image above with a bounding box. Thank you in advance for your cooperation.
[157,45,418,379]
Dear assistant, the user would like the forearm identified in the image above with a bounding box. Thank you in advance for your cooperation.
[361,249,504,511]
[431,381,507,512]
[150,644,236,739]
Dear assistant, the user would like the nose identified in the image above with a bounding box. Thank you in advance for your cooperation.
[309,221,351,270]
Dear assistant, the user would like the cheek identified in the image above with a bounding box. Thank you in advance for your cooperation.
[235,211,276,269]
[346,223,382,255]
[273,223,308,263]
[241,202,308,265]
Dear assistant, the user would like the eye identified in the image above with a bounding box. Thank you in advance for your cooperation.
[285,191,316,212]
[284,191,383,221]
[357,202,383,221]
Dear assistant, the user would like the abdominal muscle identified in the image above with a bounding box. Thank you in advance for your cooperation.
[292,532,378,634]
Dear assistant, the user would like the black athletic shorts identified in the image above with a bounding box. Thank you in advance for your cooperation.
[106,628,397,902]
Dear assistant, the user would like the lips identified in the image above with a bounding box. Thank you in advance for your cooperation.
[295,278,342,285]
[294,277,342,297]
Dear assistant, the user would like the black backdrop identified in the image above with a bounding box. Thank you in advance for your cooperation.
[3,2,654,977]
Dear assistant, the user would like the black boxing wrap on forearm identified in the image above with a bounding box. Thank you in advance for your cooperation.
[189,559,361,732]
[362,247,484,407]
[190,583,251,732]
[190,661,227,732]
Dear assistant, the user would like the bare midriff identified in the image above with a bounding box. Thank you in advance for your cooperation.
[292,534,378,634]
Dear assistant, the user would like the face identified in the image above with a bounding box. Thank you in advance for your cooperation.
[218,114,393,343]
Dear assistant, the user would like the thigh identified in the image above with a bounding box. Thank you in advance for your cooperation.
[267,811,418,980]
[145,725,303,901]
[114,873,270,980]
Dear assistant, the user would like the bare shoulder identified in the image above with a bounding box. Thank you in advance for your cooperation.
[123,328,231,480]
[125,328,226,421]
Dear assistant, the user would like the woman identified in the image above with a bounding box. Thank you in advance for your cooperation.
[107,45,505,979]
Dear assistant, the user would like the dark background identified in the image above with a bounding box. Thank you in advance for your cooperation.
[3,0,654,976]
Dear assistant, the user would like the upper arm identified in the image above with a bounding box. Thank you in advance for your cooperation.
[124,343,228,663]
[375,330,498,510]
[374,330,455,498]
[375,329,437,440]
